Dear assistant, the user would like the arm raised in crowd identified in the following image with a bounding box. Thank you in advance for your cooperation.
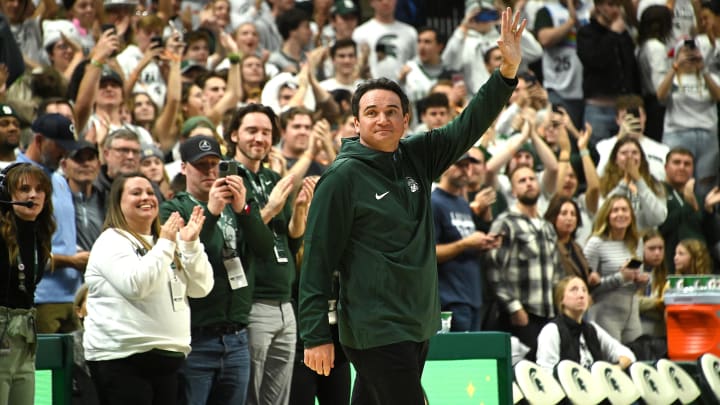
[153,35,184,152]
[75,29,120,133]
[205,32,243,126]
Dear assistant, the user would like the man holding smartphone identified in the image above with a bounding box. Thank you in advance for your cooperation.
[160,135,275,405]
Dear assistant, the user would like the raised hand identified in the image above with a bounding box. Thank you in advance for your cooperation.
[497,7,527,77]
[179,205,206,241]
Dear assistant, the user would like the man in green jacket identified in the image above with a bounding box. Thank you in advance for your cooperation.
[298,8,527,404]
[160,136,274,405]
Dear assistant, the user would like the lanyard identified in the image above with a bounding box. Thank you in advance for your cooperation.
[16,236,38,294]
[186,194,238,258]
[236,162,269,208]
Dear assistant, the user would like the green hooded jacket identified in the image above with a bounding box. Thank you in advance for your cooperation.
[299,70,517,349]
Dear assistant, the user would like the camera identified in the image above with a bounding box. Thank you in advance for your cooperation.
[218,160,238,178]
[150,35,164,49]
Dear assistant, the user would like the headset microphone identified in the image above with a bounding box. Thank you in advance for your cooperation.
[0,200,34,208]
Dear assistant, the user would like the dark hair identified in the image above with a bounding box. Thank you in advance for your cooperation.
[702,0,720,15]
[184,30,211,53]
[638,5,673,44]
[351,78,410,118]
[417,26,446,46]
[224,103,282,151]
[330,38,357,58]
[0,164,55,268]
[276,8,311,40]
[544,195,582,239]
[665,146,694,162]
[279,106,313,130]
[615,94,644,111]
[196,70,228,90]
[483,45,500,64]
[418,92,450,116]
[37,97,74,116]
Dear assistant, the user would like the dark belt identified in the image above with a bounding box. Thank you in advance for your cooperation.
[191,323,246,337]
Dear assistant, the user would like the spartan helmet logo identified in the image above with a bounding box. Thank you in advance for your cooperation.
[406,177,419,193]
[69,124,76,138]
[199,139,212,151]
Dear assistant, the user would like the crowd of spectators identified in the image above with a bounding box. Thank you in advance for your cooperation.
[2,0,720,403]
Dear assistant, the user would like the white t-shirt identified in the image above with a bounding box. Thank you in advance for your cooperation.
[352,18,418,80]
[116,44,167,110]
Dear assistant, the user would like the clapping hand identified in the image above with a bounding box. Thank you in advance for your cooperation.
[179,206,206,241]
[160,212,183,241]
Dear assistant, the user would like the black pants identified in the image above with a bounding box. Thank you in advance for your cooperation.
[289,359,351,405]
[343,341,429,405]
[498,312,551,362]
[87,350,184,405]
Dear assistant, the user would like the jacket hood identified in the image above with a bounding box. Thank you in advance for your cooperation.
[336,136,406,179]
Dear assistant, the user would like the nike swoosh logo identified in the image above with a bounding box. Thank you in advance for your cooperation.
[375,191,390,200]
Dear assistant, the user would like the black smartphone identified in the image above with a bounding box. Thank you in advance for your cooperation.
[101,23,116,35]
[627,258,643,269]
[150,35,164,49]
[626,107,640,118]
[218,160,238,178]
[684,39,696,49]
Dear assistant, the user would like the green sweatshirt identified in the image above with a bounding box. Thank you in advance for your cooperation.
[236,165,302,301]
[160,192,274,327]
[299,70,517,350]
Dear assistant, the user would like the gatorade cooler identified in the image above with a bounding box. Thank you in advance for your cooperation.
[665,276,720,361]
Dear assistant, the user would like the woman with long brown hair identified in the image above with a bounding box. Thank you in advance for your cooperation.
[598,137,666,232]
[583,195,648,344]
[0,163,55,405]
[84,173,213,405]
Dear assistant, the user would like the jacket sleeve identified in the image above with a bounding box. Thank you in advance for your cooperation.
[420,70,517,180]
[236,203,274,256]
[90,231,176,300]
[536,322,561,371]
[299,164,354,348]
[177,238,214,298]
[635,179,667,228]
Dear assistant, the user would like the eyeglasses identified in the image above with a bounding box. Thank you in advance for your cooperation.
[110,147,141,156]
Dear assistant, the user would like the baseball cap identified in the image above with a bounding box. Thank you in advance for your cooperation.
[0,104,19,120]
[100,68,123,86]
[68,141,99,161]
[181,60,209,76]
[140,143,163,161]
[181,116,216,139]
[456,152,480,164]
[331,0,359,16]
[180,136,221,163]
[31,113,81,151]
[466,0,496,12]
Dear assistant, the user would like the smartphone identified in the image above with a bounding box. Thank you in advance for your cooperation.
[627,258,643,269]
[684,39,696,49]
[150,35,164,49]
[218,160,238,178]
[626,107,640,118]
[101,23,116,35]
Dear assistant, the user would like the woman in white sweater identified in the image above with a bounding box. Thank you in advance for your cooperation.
[537,276,636,371]
[84,173,213,405]
[583,195,648,345]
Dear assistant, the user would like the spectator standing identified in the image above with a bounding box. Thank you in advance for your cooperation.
[225,104,310,405]
[535,0,591,128]
[486,166,562,360]
[352,0,418,80]
[17,114,85,334]
[577,0,640,146]
[0,164,55,405]
[656,38,720,199]
[639,230,667,338]
[433,153,500,331]
[160,136,274,405]
[84,173,214,405]
[0,104,20,168]
[583,195,647,344]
